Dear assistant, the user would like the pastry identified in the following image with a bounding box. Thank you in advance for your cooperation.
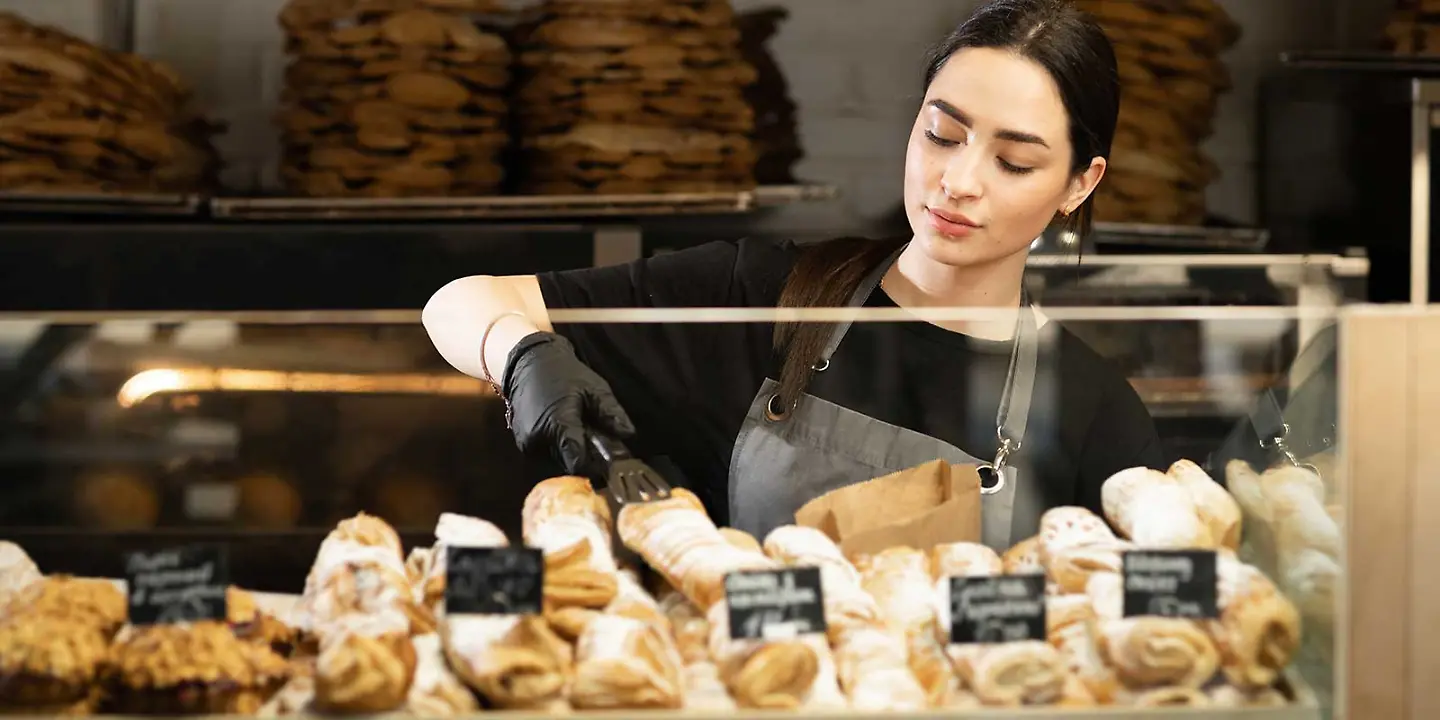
[420,512,509,610]
[312,614,418,714]
[1101,467,1215,548]
[570,614,684,709]
[405,634,478,716]
[1038,507,1119,565]
[1206,552,1302,690]
[855,547,957,709]
[1045,539,1133,595]
[1168,460,1243,550]
[1,575,126,638]
[704,600,822,709]
[0,614,108,713]
[0,541,41,608]
[680,662,735,710]
[443,614,572,709]
[764,528,922,709]
[1208,681,1288,707]
[1085,572,1220,689]
[1118,686,1211,706]
[104,621,290,714]
[523,476,620,610]
[1002,535,1044,575]
[657,586,711,664]
[616,487,774,612]
[1046,594,1120,703]
[947,641,1068,707]
[229,587,300,656]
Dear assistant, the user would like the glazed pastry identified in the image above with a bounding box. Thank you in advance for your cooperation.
[617,488,775,611]
[0,541,41,609]
[229,587,299,656]
[719,527,764,554]
[1168,460,1243,550]
[947,642,1067,707]
[525,478,624,617]
[1224,460,1271,523]
[421,512,510,610]
[761,525,881,638]
[1046,594,1120,703]
[0,614,109,713]
[1038,507,1118,565]
[932,541,1005,579]
[657,587,711,664]
[571,614,684,709]
[257,670,315,716]
[1086,571,1221,689]
[606,569,671,633]
[704,600,822,709]
[406,634,479,717]
[856,547,958,709]
[1046,539,1133,595]
[105,620,290,714]
[1206,552,1302,690]
[442,614,572,709]
[313,613,418,714]
[830,625,929,710]
[1002,536,1044,575]
[680,662,736,710]
[330,511,403,556]
[404,546,434,590]
[2,575,126,637]
[1101,467,1215,548]
[301,557,431,639]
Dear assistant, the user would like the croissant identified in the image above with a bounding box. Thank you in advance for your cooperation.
[1086,572,1220,690]
[948,641,1067,706]
[1002,535,1044,575]
[617,488,774,612]
[705,600,821,709]
[856,547,956,709]
[405,634,478,717]
[571,615,684,710]
[442,614,572,709]
[1101,467,1214,548]
[1038,507,1118,565]
[1168,460,1243,550]
[1207,553,1301,690]
[1046,594,1120,703]
[830,625,929,710]
[762,525,881,638]
[523,476,617,575]
[312,616,417,714]
[680,662,736,710]
[0,541,41,610]
[719,527,764,555]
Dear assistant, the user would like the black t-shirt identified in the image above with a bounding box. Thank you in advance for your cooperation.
[538,238,1164,529]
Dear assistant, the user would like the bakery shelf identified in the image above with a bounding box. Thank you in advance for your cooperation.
[207,183,838,222]
[1090,222,1270,253]
[0,190,204,217]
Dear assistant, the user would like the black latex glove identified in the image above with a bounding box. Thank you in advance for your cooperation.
[501,332,637,475]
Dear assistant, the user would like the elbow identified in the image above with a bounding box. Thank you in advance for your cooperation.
[422,275,494,332]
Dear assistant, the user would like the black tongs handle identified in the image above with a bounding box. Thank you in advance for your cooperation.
[589,431,633,464]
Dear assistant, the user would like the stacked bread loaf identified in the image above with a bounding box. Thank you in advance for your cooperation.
[737,7,802,185]
[0,12,221,194]
[1074,0,1241,226]
[1384,0,1440,53]
[276,0,512,198]
[512,0,759,194]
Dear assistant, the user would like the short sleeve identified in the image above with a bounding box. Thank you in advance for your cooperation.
[535,238,797,505]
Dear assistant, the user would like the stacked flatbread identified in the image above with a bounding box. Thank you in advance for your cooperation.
[737,7,802,185]
[276,0,512,198]
[511,0,759,194]
[1075,0,1241,225]
[0,11,221,194]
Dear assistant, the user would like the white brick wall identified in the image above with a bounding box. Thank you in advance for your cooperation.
[3,0,1395,230]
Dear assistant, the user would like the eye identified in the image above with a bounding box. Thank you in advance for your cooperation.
[998,158,1035,175]
[924,129,960,148]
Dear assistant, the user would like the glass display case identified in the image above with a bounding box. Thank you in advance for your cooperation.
[0,296,1347,719]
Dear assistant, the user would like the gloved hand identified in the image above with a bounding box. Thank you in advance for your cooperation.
[501,332,637,475]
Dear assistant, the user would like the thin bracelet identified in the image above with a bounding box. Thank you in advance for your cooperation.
[479,310,531,389]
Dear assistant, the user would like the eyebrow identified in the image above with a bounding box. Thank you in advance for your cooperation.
[928,100,1050,149]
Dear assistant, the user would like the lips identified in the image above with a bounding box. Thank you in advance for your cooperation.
[926,207,981,238]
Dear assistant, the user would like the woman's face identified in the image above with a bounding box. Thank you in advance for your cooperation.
[904,47,1105,269]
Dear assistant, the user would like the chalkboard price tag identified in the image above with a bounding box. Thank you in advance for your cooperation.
[949,573,1047,644]
[1122,550,1219,620]
[125,545,229,626]
[444,546,544,616]
[724,567,827,641]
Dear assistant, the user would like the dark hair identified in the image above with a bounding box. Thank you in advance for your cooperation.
[772,0,1120,411]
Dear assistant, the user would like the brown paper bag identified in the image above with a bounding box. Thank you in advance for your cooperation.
[793,459,982,557]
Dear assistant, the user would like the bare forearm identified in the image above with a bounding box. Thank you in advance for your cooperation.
[422,275,553,382]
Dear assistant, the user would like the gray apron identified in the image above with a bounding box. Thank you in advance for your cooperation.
[727,247,1039,552]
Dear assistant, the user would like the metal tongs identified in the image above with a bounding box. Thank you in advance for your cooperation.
[588,432,673,506]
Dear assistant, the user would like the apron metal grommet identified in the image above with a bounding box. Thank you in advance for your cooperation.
[764,393,790,422]
[976,464,1006,495]
[812,358,830,373]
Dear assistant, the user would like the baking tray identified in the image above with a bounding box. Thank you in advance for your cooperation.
[0,190,204,217]
[1091,223,1270,253]
[208,184,839,221]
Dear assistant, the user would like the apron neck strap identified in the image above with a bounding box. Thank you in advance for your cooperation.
[814,242,1042,455]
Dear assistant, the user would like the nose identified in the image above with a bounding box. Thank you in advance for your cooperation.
[939,146,983,200]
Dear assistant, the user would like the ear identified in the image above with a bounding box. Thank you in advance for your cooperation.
[1060,156,1107,216]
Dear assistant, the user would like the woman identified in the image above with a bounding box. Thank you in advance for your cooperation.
[423,0,1163,551]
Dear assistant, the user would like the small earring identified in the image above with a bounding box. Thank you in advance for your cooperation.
[1059,207,1072,218]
